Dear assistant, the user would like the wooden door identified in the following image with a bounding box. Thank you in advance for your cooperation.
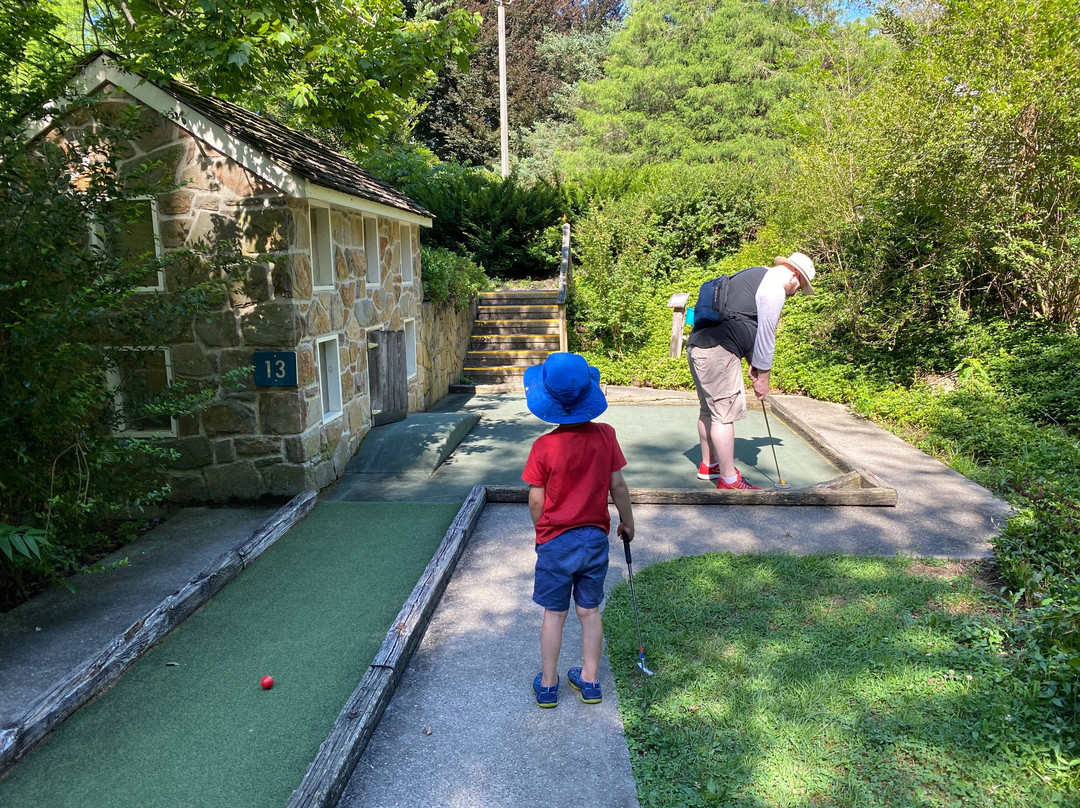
[368,329,407,426]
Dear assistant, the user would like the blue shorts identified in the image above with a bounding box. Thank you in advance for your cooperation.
[533,525,610,611]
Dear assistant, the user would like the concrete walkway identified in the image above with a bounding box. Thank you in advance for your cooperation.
[337,393,1010,808]
[0,391,1011,807]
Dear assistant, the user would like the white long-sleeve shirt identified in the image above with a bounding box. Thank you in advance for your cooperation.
[750,265,791,371]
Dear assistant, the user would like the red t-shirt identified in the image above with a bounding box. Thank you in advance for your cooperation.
[522,421,627,545]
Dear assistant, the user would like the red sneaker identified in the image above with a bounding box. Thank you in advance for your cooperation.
[717,470,761,490]
[697,462,721,480]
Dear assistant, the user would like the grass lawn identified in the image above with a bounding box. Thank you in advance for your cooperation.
[604,553,1080,808]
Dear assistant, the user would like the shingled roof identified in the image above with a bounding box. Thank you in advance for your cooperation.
[74,52,432,220]
[162,82,433,220]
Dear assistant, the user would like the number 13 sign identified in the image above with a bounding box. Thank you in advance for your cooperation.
[253,351,298,387]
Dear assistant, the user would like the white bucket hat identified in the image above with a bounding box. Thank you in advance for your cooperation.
[774,252,816,295]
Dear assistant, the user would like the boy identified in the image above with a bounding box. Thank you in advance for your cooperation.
[522,352,635,708]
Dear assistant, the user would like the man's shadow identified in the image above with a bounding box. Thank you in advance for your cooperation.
[682,436,775,471]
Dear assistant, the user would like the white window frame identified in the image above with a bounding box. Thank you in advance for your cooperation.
[106,346,177,437]
[93,196,164,291]
[399,224,414,286]
[316,335,343,423]
[364,217,380,285]
[309,204,335,289]
[404,319,417,379]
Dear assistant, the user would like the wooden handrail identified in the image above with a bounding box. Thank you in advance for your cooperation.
[557,223,570,353]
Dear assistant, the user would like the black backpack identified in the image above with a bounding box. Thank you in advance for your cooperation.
[692,274,732,330]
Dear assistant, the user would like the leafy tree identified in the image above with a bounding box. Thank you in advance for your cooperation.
[572,163,768,356]
[0,0,79,122]
[566,0,816,169]
[402,162,566,278]
[58,0,481,147]
[784,0,1080,352]
[0,90,249,606]
[414,0,622,165]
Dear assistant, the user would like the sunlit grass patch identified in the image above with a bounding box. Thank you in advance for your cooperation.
[605,553,1079,808]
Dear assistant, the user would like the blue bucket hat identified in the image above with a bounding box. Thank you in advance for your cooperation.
[523,352,608,425]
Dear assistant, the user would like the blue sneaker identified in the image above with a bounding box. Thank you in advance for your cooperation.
[567,667,602,704]
[533,673,558,708]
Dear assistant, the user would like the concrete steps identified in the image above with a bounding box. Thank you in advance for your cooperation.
[459,289,561,389]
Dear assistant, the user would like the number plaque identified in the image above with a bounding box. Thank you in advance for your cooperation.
[253,351,298,387]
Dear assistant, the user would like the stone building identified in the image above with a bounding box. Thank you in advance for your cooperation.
[32,52,473,502]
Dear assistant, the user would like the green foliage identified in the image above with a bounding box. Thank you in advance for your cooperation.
[0,524,49,562]
[785,0,1080,332]
[571,163,768,358]
[419,245,489,309]
[0,0,78,123]
[388,161,567,278]
[76,0,480,147]
[770,301,1080,732]
[567,0,814,170]
[414,0,621,165]
[1020,583,1080,734]
[0,95,247,606]
[606,553,1079,806]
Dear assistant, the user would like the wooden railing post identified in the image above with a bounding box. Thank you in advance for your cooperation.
[557,223,570,353]
[667,292,689,357]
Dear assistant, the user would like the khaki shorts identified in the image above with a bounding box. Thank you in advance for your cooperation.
[688,343,746,424]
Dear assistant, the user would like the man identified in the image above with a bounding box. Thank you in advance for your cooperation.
[686,252,816,489]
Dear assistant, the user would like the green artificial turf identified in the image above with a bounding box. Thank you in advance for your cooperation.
[0,501,460,808]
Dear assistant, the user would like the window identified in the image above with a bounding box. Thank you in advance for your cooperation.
[107,348,176,436]
[98,197,164,290]
[364,217,380,284]
[400,224,414,285]
[309,206,334,288]
[404,319,417,379]
[317,335,343,422]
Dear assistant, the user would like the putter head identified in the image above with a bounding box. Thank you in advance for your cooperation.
[774,481,791,490]
[637,649,654,676]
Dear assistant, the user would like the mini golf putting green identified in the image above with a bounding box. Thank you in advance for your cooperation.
[0,501,461,808]
[330,394,895,505]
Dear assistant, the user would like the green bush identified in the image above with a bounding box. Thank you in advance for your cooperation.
[571,163,768,361]
[368,152,567,279]
[420,246,489,309]
[0,97,247,607]
[771,301,1080,736]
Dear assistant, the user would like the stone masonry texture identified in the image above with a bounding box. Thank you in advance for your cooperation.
[62,91,475,502]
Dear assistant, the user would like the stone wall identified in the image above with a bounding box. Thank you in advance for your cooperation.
[68,91,435,502]
[418,298,477,409]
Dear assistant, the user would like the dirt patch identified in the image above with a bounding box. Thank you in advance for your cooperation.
[907,559,1008,617]
[906,558,1001,588]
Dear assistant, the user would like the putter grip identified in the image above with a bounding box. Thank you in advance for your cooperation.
[621,534,632,565]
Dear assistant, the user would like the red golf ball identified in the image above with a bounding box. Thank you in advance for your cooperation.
[260,675,274,690]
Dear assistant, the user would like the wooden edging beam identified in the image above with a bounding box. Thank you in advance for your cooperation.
[0,490,319,778]
[285,485,487,808]
[483,484,896,507]
[766,398,897,502]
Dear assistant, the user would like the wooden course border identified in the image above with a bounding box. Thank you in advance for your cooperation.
[0,490,318,778]
[0,486,488,808]
[284,485,487,808]
[487,400,896,507]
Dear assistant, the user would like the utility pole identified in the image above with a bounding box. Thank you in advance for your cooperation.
[496,0,512,177]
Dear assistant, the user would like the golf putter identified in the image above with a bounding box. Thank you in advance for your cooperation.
[620,531,654,676]
[761,399,791,490]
